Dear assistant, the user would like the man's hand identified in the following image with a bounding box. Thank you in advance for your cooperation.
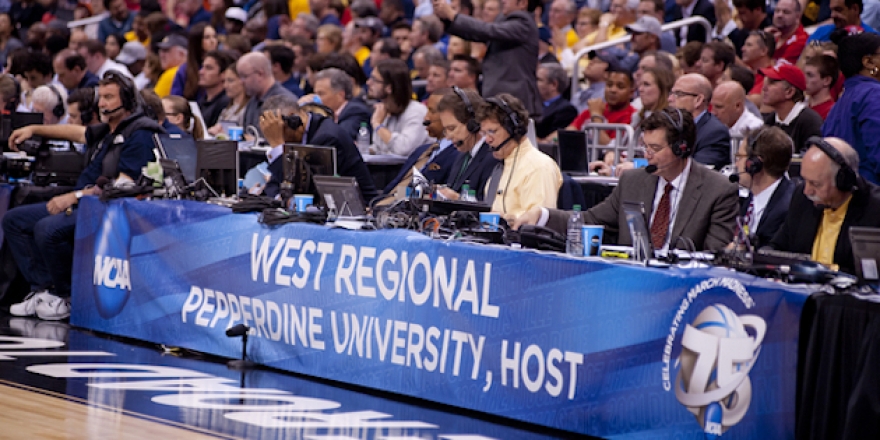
[589,160,611,176]
[260,110,286,147]
[588,97,605,117]
[371,103,387,129]
[297,94,317,106]
[432,0,455,20]
[8,126,35,151]
[47,193,77,215]
[512,205,543,230]
[552,27,566,50]
[764,25,782,41]
[437,186,460,200]
[715,0,732,32]
[614,160,634,176]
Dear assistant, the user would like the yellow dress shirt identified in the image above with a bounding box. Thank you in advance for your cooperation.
[488,138,563,217]
[811,195,853,269]
[354,46,371,66]
[154,65,179,98]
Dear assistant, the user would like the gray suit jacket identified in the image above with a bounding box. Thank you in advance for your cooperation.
[445,11,541,119]
[548,162,739,251]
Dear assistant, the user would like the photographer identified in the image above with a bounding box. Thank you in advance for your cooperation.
[3,71,164,321]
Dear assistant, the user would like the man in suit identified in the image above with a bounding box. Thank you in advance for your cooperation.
[535,63,578,141]
[436,87,500,201]
[514,108,739,251]
[667,0,716,46]
[732,126,796,248]
[311,68,372,142]
[768,137,880,274]
[381,90,459,201]
[259,94,378,202]
[432,0,542,119]
[669,73,731,170]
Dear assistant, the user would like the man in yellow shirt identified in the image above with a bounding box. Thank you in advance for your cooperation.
[548,0,578,48]
[477,93,562,218]
[768,137,880,274]
[153,34,188,98]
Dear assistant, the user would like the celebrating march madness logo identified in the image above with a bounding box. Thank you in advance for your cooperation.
[662,278,766,439]
[92,204,133,318]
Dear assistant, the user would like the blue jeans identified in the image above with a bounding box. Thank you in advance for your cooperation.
[2,203,77,297]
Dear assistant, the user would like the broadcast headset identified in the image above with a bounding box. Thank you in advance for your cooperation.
[485,95,527,142]
[806,136,858,191]
[454,86,480,134]
[99,70,140,115]
[46,84,65,119]
[744,131,764,176]
[660,108,692,158]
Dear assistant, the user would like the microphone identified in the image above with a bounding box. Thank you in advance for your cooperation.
[226,323,251,337]
[644,164,658,173]
[101,105,124,115]
[95,176,110,188]
[422,120,431,126]
[490,136,513,152]
[454,139,464,147]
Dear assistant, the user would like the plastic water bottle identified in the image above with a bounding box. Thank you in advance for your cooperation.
[460,184,472,202]
[356,123,370,155]
[567,205,584,256]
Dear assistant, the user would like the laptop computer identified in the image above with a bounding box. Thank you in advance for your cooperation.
[154,133,198,183]
[850,227,880,283]
[556,130,590,175]
[622,200,654,262]
[313,175,366,217]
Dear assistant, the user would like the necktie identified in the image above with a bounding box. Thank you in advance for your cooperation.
[650,183,673,249]
[455,153,472,185]
[484,162,505,206]
[743,199,755,235]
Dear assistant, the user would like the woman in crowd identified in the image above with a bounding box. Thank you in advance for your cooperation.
[630,67,675,129]
[207,65,249,137]
[209,0,233,34]
[105,33,125,61]
[0,13,23,70]
[823,30,880,185]
[171,22,219,100]
[163,95,206,140]
[447,36,470,60]
[316,24,343,54]
[143,52,163,90]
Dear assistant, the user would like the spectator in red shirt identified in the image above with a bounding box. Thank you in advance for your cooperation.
[766,0,807,64]
[804,54,840,120]
[568,67,636,146]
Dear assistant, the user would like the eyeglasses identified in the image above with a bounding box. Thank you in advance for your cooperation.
[238,70,255,80]
[670,90,699,98]
[480,127,501,138]
[368,76,384,84]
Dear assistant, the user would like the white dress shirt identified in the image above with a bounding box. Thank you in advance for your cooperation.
[650,159,692,252]
[730,109,765,138]
[746,177,782,233]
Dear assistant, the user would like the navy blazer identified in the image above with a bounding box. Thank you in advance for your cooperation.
[337,98,372,142]
[446,142,500,201]
[668,0,716,45]
[770,178,880,274]
[383,141,459,194]
[740,177,796,248]
[693,112,732,170]
[535,97,578,140]
[265,113,378,201]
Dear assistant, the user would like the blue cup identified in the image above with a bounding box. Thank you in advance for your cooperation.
[582,225,604,256]
[293,194,313,212]
[480,213,500,231]
[227,126,244,141]
[633,158,649,169]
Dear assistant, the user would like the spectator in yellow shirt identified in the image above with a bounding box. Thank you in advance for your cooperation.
[153,34,188,98]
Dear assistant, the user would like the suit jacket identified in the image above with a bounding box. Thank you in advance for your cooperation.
[446,143,500,201]
[740,177,796,248]
[693,112,732,170]
[769,178,880,274]
[535,97,578,139]
[445,11,541,118]
[382,141,459,193]
[668,0,716,45]
[337,98,372,142]
[547,161,739,250]
[266,113,378,201]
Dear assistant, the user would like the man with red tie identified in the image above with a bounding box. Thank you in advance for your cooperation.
[514,108,739,252]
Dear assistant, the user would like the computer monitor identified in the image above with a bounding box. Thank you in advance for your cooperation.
[557,130,589,174]
[196,140,237,196]
[313,175,365,216]
[622,200,654,262]
[154,133,197,183]
[850,227,880,282]
[2,112,43,151]
[283,144,337,177]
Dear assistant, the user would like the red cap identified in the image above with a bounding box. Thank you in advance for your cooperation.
[760,63,806,92]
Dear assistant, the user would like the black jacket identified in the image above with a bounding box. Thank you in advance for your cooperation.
[445,142,500,201]
[668,0,716,45]
[383,141,459,193]
[693,112,731,170]
[337,97,372,142]
[740,177,796,248]
[535,97,578,139]
[265,113,378,201]
[769,178,880,274]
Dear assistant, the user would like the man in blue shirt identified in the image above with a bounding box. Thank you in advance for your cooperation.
[97,0,134,42]
[3,72,163,321]
[808,0,878,42]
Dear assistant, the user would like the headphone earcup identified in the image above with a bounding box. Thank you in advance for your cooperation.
[837,167,857,191]
[466,119,480,134]
[745,156,763,175]
[284,114,303,130]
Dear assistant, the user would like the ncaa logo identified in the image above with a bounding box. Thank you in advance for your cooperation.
[92,204,133,318]
[676,304,766,439]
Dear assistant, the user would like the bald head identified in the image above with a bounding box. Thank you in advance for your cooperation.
[710,81,746,128]
[802,137,859,208]
[670,73,713,116]
[237,52,275,98]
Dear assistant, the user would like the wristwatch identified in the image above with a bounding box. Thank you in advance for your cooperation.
[74,190,84,200]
